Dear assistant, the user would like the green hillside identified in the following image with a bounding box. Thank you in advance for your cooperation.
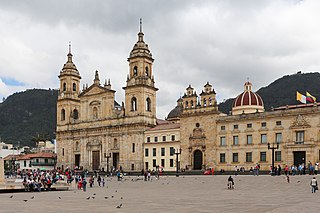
[0,89,58,147]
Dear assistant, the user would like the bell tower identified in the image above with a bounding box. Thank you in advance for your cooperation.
[57,43,81,125]
[123,19,158,123]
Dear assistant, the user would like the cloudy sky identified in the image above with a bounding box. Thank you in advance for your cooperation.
[1,0,320,118]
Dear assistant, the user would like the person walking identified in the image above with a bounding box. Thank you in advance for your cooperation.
[310,177,318,193]
[227,176,234,189]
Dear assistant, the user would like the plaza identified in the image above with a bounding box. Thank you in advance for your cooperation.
[0,175,319,213]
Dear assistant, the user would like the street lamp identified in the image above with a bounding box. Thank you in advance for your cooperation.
[174,148,182,177]
[105,153,111,175]
[268,142,279,176]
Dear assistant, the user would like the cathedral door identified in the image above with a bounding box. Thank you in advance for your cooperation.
[293,151,306,167]
[74,154,80,168]
[92,151,100,171]
[113,153,119,170]
[193,150,203,170]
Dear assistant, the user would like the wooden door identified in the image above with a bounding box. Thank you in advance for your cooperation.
[92,151,100,171]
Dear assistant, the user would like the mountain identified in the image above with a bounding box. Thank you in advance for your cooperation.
[1,72,320,147]
[218,72,320,114]
[0,89,58,147]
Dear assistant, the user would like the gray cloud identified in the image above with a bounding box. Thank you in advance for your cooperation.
[1,0,320,118]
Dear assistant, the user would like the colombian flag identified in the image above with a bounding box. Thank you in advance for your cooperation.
[296,91,306,104]
[306,91,316,103]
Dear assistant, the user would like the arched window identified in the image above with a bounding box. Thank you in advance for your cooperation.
[185,101,189,108]
[114,139,118,149]
[73,83,76,91]
[73,109,79,119]
[191,100,194,108]
[75,142,79,151]
[93,107,98,119]
[203,98,207,107]
[63,83,66,91]
[61,109,65,121]
[145,66,149,76]
[146,97,151,112]
[133,66,138,76]
[209,97,212,105]
[131,97,137,111]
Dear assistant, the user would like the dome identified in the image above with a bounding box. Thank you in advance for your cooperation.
[167,98,183,121]
[232,81,264,115]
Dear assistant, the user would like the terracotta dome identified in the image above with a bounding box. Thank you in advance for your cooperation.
[232,81,264,115]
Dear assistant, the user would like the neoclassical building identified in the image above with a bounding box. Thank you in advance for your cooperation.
[56,23,320,172]
[56,23,157,171]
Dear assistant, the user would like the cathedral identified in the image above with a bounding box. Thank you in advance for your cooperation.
[56,23,320,172]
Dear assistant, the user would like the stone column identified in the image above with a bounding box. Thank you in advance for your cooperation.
[0,157,4,183]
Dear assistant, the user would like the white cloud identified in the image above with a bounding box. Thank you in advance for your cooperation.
[1,0,320,117]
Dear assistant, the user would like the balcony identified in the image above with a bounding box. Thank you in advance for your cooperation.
[30,162,55,166]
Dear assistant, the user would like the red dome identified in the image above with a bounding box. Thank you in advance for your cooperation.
[233,90,264,107]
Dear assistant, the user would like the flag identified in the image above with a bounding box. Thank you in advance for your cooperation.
[306,91,316,103]
[296,91,306,104]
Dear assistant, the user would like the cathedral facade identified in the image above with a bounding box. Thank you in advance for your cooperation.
[56,24,320,172]
[56,24,157,172]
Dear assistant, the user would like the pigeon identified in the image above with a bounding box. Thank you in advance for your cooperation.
[115,190,117,192]
[30,196,34,199]
[9,195,13,198]
[23,200,28,202]
[121,197,123,199]
[104,196,108,199]
[111,196,114,198]
[92,197,95,199]
[86,197,90,200]
[116,203,122,208]
[297,181,300,183]
[58,197,61,199]
[93,193,96,195]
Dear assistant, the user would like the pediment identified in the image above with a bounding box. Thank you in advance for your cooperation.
[79,84,113,97]
[290,114,311,129]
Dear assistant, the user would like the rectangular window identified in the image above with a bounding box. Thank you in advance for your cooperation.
[24,160,27,167]
[247,135,252,145]
[220,153,226,163]
[233,124,238,129]
[132,143,135,153]
[220,136,226,146]
[153,148,156,157]
[62,148,64,156]
[145,162,149,170]
[131,164,134,171]
[154,137,158,142]
[275,151,281,161]
[247,123,252,128]
[162,136,166,142]
[246,152,252,162]
[153,159,156,167]
[276,133,282,144]
[221,126,226,131]
[276,121,282,126]
[161,148,165,156]
[233,136,239,145]
[260,152,266,162]
[161,159,165,167]
[145,148,149,157]
[170,147,174,156]
[170,159,174,167]
[45,159,48,163]
[296,131,304,144]
[147,137,150,142]
[171,135,175,141]
[232,153,238,162]
[261,122,266,127]
[261,134,267,144]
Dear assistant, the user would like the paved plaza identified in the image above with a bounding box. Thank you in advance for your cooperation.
[0,175,319,213]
